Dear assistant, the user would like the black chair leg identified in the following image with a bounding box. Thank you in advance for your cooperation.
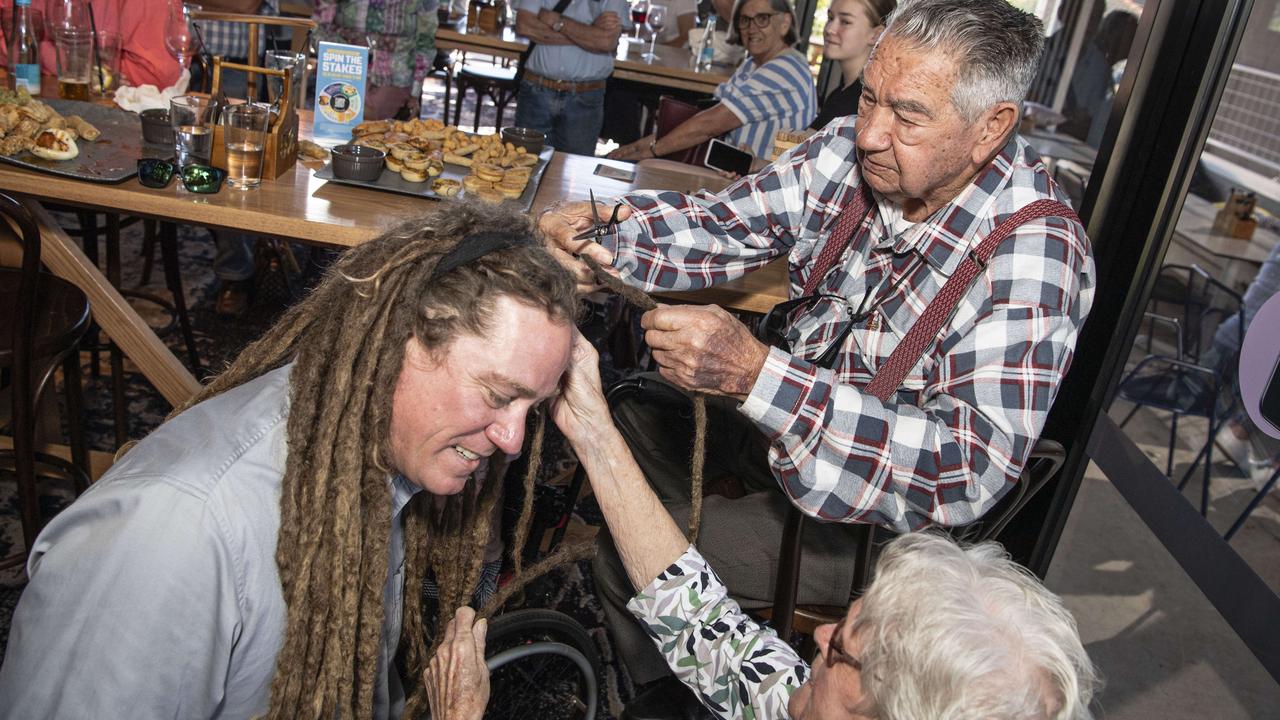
[160,223,201,373]
[109,344,128,449]
[140,219,158,286]
[1224,465,1280,540]
[62,351,89,494]
[1118,403,1140,429]
[1166,413,1178,478]
[1201,419,1214,516]
[78,211,102,379]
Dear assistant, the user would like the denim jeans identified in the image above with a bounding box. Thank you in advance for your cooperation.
[513,80,605,156]
[214,233,255,282]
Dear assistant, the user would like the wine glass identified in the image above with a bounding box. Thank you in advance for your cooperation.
[628,0,648,43]
[164,0,203,69]
[643,4,667,62]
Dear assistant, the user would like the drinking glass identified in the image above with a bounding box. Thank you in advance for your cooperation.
[265,50,307,108]
[223,104,268,189]
[90,30,122,96]
[628,0,648,42]
[170,95,215,169]
[54,29,93,100]
[45,0,88,38]
[643,4,666,62]
[164,0,203,69]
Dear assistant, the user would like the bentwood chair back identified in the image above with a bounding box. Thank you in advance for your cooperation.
[188,11,318,99]
[0,194,93,566]
[766,438,1068,639]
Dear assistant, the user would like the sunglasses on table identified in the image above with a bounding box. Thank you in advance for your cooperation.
[736,11,781,28]
[136,159,228,194]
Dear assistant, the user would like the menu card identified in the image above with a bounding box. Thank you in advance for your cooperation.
[313,42,370,144]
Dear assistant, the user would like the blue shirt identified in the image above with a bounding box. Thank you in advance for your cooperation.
[517,0,630,81]
[715,47,817,158]
[0,365,422,719]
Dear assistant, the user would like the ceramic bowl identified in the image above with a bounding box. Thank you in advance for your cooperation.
[331,144,386,181]
[500,126,545,155]
[140,108,174,146]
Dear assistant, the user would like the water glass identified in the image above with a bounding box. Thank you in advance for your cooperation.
[170,95,215,168]
[223,104,268,189]
[90,30,122,95]
[54,29,94,100]
[265,50,307,108]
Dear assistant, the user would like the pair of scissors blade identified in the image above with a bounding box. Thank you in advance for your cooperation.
[571,189,607,242]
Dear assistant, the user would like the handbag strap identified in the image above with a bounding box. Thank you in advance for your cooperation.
[864,199,1079,402]
[515,0,577,82]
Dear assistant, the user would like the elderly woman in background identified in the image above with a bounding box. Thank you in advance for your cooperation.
[607,0,816,161]
[810,0,894,129]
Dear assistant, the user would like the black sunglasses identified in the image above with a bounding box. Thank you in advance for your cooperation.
[736,11,780,28]
[137,158,228,194]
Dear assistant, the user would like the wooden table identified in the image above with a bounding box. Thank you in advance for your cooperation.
[1,137,785,406]
[435,24,732,94]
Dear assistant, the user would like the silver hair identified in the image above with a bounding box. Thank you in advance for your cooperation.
[852,532,1099,720]
[727,0,800,47]
[882,0,1044,123]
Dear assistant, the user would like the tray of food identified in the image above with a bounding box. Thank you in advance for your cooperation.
[0,92,165,183]
[313,118,553,211]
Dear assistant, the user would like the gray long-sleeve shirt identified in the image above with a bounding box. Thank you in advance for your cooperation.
[0,365,420,719]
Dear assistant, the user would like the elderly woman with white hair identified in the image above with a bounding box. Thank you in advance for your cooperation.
[606,0,817,161]
[425,332,1099,720]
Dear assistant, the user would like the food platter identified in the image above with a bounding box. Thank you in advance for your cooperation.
[0,99,169,184]
[315,145,554,213]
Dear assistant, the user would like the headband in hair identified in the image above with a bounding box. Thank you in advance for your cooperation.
[430,232,535,282]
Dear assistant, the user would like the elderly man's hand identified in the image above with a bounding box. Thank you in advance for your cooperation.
[536,200,630,293]
[424,607,489,720]
[642,304,770,400]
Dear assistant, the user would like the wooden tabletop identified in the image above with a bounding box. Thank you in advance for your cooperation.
[435,24,732,94]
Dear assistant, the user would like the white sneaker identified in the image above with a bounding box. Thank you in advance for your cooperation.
[1215,428,1254,475]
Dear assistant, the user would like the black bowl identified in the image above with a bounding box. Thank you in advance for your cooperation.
[140,108,174,146]
[500,126,545,155]
[331,144,386,181]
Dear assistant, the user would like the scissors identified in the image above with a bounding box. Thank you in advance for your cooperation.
[571,189,626,244]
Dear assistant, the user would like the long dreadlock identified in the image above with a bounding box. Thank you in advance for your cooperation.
[172,201,580,720]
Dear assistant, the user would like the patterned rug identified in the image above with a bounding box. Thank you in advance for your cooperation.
[0,179,637,714]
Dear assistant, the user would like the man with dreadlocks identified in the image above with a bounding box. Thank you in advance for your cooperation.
[0,202,579,719]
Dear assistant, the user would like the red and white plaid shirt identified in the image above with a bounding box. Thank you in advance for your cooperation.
[604,116,1096,531]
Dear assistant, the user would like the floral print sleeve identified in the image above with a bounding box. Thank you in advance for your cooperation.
[626,547,810,719]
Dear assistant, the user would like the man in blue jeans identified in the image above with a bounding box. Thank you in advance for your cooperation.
[514,0,628,155]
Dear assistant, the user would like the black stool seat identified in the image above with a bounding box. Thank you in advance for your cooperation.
[453,62,519,131]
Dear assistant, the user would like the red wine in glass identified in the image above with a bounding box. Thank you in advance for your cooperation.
[629,0,648,41]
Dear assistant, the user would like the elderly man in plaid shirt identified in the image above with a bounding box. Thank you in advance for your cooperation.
[541,0,1096,714]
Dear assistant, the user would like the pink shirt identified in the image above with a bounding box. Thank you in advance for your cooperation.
[2,0,181,90]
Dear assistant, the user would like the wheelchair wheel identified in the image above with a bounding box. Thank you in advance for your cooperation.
[483,609,600,720]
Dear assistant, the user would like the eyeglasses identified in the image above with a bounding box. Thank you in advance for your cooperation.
[758,254,928,370]
[823,612,863,671]
[736,11,780,29]
[136,158,228,194]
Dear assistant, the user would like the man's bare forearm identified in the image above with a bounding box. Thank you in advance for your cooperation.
[558,16,622,53]
[515,11,574,44]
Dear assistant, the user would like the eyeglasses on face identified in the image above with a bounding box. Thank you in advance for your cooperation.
[823,612,864,671]
[136,158,228,194]
[736,11,780,29]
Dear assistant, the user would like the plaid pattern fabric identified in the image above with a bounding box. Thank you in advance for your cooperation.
[195,0,280,61]
[605,115,1096,531]
[627,547,808,720]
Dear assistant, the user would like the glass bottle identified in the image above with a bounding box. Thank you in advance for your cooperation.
[10,0,41,94]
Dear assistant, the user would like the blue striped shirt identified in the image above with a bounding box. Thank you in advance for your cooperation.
[516,0,631,82]
[715,47,816,158]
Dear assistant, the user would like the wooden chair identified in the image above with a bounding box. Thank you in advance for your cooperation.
[764,439,1069,639]
[188,11,317,99]
[452,61,519,131]
[0,194,92,567]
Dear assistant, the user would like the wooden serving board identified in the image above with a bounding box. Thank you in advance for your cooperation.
[0,99,169,183]
[314,146,554,213]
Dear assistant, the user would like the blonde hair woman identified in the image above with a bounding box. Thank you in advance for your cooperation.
[811,0,895,129]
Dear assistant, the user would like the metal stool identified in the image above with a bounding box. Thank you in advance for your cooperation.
[453,61,519,131]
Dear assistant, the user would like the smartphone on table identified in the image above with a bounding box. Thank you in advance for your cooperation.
[703,138,753,176]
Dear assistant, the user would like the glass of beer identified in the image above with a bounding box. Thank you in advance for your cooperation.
[170,94,215,168]
[90,30,122,96]
[223,104,268,189]
[54,28,93,100]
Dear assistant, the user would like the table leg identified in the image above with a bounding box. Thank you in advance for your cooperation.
[23,199,202,408]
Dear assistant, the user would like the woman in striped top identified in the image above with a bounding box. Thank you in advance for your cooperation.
[606,0,816,161]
